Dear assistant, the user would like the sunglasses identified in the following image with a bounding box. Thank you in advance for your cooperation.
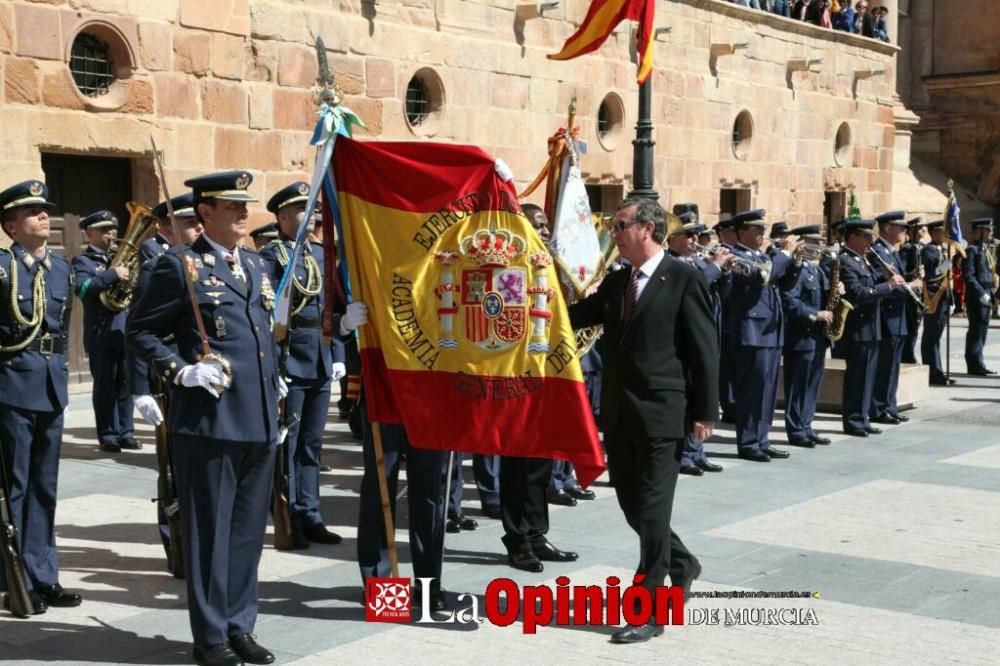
[611,220,644,233]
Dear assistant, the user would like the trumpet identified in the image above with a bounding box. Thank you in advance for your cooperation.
[695,242,772,280]
[867,248,927,313]
[794,242,836,263]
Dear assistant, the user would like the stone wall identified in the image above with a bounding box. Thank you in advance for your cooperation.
[0,0,899,231]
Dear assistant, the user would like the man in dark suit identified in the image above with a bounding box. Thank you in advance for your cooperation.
[838,219,909,436]
[920,221,957,386]
[870,211,921,424]
[962,218,996,375]
[569,197,718,644]
[129,171,283,666]
[0,180,83,614]
[72,210,139,452]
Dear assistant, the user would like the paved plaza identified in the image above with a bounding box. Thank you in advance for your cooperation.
[2,319,999,664]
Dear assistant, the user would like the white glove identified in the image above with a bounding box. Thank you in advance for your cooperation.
[341,301,368,333]
[134,395,163,426]
[331,362,346,382]
[494,158,514,183]
[981,293,991,306]
[278,376,289,400]
[175,359,228,398]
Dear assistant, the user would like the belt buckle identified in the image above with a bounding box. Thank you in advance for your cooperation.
[39,336,54,355]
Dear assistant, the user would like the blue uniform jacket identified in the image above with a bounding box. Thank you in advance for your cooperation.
[921,244,953,309]
[139,234,172,264]
[726,245,798,348]
[127,235,281,444]
[259,238,345,382]
[71,246,128,351]
[962,242,994,303]
[870,237,908,337]
[780,260,828,352]
[838,248,893,343]
[0,245,72,412]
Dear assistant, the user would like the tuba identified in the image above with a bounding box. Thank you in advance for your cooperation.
[99,202,157,312]
[823,256,854,342]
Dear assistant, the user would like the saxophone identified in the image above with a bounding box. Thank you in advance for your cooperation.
[99,202,157,312]
[823,257,853,342]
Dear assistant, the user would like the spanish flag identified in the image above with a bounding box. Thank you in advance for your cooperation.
[333,139,605,487]
[549,0,655,84]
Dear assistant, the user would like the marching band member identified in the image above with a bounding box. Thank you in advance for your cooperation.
[920,220,957,386]
[962,218,996,375]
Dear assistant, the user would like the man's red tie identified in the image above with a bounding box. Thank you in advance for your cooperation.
[623,268,640,321]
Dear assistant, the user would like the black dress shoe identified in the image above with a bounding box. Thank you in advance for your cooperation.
[98,441,121,453]
[787,438,816,448]
[119,438,143,450]
[193,643,243,666]
[532,540,579,562]
[412,580,447,612]
[304,524,342,545]
[482,505,502,520]
[3,590,47,615]
[36,584,81,608]
[679,464,703,476]
[864,426,882,435]
[459,517,478,531]
[892,414,910,422]
[738,450,771,462]
[872,414,900,425]
[565,486,596,500]
[319,464,333,472]
[546,489,577,507]
[844,429,869,437]
[610,623,664,644]
[508,548,543,573]
[445,518,461,534]
[764,447,790,459]
[672,561,702,602]
[229,634,274,665]
[930,377,957,386]
[808,433,831,445]
[290,532,310,550]
[696,460,723,472]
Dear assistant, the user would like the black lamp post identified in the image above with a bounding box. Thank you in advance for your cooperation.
[628,77,657,201]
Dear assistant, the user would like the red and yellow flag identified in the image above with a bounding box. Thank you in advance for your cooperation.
[334,138,605,487]
[549,0,655,84]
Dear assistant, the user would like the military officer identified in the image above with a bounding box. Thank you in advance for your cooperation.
[72,211,139,453]
[0,180,83,614]
[128,171,284,666]
[920,220,957,386]
[900,218,924,364]
[870,211,922,424]
[130,196,204,577]
[767,221,790,259]
[260,182,345,549]
[140,193,198,263]
[668,212,729,474]
[780,225,835,447]
[962,218,996,375]
[727,210,799,462]
[249,222,279,251]
[838,219,907,436]
[713,216,739,422]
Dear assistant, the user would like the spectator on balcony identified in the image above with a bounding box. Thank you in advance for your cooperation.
[793,0,812,21]
[873,6,890,42]
[815,0,833,27]
[834,1,856,32]
[731,0,763,9]
[860,3,876,38]
[771,0,791,17]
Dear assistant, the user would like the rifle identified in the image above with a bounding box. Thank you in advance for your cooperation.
[0,450,34,618]
[151,377,184,579]
[272,346,298,550]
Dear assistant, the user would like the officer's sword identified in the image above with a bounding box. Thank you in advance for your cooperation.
[149,136,231,391]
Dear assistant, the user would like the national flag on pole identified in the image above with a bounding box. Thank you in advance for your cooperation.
[549,0,655,84]
[945,189,963,245]
[331,138,605,487]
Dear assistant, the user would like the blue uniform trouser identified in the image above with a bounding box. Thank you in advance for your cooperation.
[474,454,500,512]
[965,303,991,372]
[680,436,708,467]
[357,413,445,583]
[719,331,736,420]
[548,460,580,491]
[783,348,817,442]
[172,435,275,647]
[447,451,465,519]
[0,405,63,589]
[89,345,133,446]
[803,342,827,437]
[733,345,781,454]
[842,341,879,432]
[921,307,950,381]
[872,334,904,418]
[285,377,332,535]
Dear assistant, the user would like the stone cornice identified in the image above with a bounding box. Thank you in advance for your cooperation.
[677,0,900,57]
[923,70,1000,92]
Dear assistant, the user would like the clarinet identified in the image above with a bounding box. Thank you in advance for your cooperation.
[868,248,926,313]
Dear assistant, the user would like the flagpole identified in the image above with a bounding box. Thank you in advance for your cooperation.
[371,421,400,577]
[628,77,657,201]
